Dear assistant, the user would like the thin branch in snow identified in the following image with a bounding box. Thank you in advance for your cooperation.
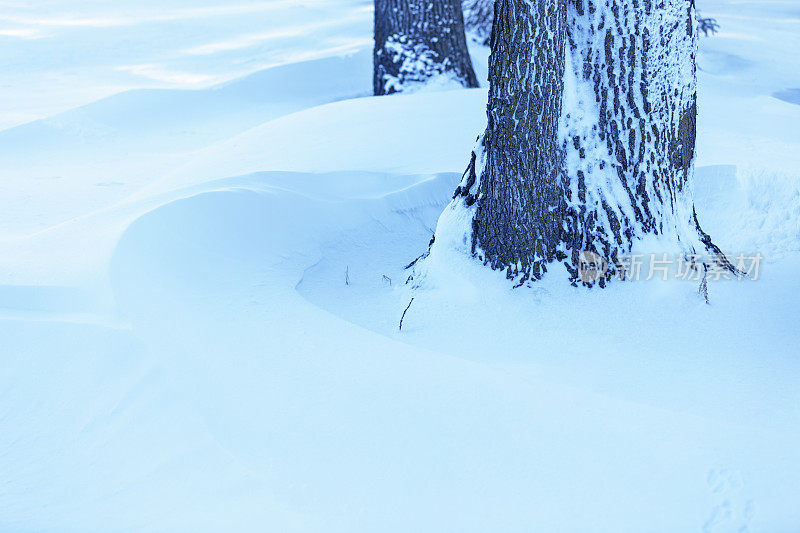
[399,298,414,331]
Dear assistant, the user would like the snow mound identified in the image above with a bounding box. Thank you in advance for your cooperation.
[110,171,452,309]
[96,168,800,532]
[153,88,487,195]
[773,88,800,106]
[0,51,370,237]
[0,87,484,290]
[696,165,800,259]
[0,51,371,152]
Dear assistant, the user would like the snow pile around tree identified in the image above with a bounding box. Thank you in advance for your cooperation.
[423,0,732,289]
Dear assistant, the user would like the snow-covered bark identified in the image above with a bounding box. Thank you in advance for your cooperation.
[462,0,494,44]
[425,0,732,286]
[374,0,479,95]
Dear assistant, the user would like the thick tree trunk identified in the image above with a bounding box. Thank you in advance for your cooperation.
[374,0,480,95]
[427,0,729,286]
[454,0,567,283]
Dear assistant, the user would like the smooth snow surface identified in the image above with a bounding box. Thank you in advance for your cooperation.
[1,1,799,531]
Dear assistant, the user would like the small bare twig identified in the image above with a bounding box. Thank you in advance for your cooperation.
[382,275,392,286]
[345,266,350,286]
[399,298,414,331]
[697,15,720,37]
[405,235,435,270]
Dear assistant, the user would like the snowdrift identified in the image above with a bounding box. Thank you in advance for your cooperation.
[104,169,800,532]
[2,0,800,530]
[0,51,371,237]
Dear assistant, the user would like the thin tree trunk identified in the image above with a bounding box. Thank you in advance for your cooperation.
[374,0,480,95]
[427,0,730,286]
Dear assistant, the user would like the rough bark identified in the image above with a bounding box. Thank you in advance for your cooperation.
[430,0,730,286]
[454,0,567,283]
[374,0,480,95]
